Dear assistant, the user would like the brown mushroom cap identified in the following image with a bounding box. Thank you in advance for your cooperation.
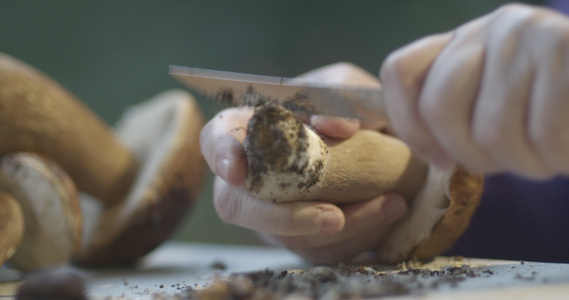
[0,153,82,272]
[75,89,205,266]
[376,166,484,263]
[0,53,138,206]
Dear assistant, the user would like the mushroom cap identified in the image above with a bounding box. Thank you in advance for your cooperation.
[75,89,205,266]
[0,53,137,207]
[0,191,24,265]
[0,153,82,272]
[244,103,327,202]
[376,166,484,263]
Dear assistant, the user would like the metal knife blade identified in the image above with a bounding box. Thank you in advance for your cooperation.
[169,65,387,121]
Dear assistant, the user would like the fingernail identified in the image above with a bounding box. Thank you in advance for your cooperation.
[311,115,358,125]
[310,115,324,130]
[319,208,343,234]
[381,195,408,224]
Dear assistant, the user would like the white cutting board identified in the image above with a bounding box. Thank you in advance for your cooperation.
[1,242,569,299]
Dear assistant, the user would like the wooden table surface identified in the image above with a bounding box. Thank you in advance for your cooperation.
[1,242,569,299]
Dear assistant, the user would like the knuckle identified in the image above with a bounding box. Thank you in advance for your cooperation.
[381,35,438,91]
[326,62,361,76]
[493,3,533,18]
[489,3,541,35]
[380,51,407,86]
[491,3,569,47]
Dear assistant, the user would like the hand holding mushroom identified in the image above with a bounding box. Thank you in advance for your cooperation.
[201,63,483,264]
[202,108,409,264]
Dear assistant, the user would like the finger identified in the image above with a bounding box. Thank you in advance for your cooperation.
[290,215,402,264]
[527,18,569,175]
[294,62,381,88]
[213,177,345,236]
[418,15,497,174]
[200,107,253,185]
[472,8,550,177]
[294,62,388,134]
[380,32,454,168]
[310,115,360,139]
[259,194,406,249]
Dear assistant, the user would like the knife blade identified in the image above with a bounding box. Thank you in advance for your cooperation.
[169,65,388,121]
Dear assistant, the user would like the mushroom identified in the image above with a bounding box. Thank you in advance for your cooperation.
[0,53,206,267]
[75,89,206,266]
[244,103,427,203]
[243,103,484,262]
[0,53,137,207]
[0,153,82,272]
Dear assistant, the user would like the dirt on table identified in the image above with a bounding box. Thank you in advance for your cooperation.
[145,262,492,300]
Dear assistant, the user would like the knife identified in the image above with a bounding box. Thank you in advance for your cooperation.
[169,65,388,121]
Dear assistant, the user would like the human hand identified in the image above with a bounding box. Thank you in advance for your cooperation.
[380,3,569,179]
[200,63,407,263]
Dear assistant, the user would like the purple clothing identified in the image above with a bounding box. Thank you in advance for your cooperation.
[445,175,569,262]
[548,0,569,13]
[446,1,569,262]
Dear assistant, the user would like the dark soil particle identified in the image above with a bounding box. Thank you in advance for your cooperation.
[215,87,234,104]
[210,261,228,271]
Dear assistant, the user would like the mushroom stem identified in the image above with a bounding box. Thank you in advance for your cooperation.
[0,191,24,265]
[244,103,428,203]
[0,153,83,272]
[0,53,138,206]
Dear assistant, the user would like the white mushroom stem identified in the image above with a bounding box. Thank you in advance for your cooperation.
[0,153,82,272]
[0,53,138,206]
[244,103,428,203]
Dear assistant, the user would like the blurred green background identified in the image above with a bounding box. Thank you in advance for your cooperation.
[0,0,543,246]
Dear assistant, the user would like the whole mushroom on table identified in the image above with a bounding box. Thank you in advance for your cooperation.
[0,53,206,271]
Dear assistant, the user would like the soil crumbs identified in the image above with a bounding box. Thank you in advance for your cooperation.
[146,264,488,300]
